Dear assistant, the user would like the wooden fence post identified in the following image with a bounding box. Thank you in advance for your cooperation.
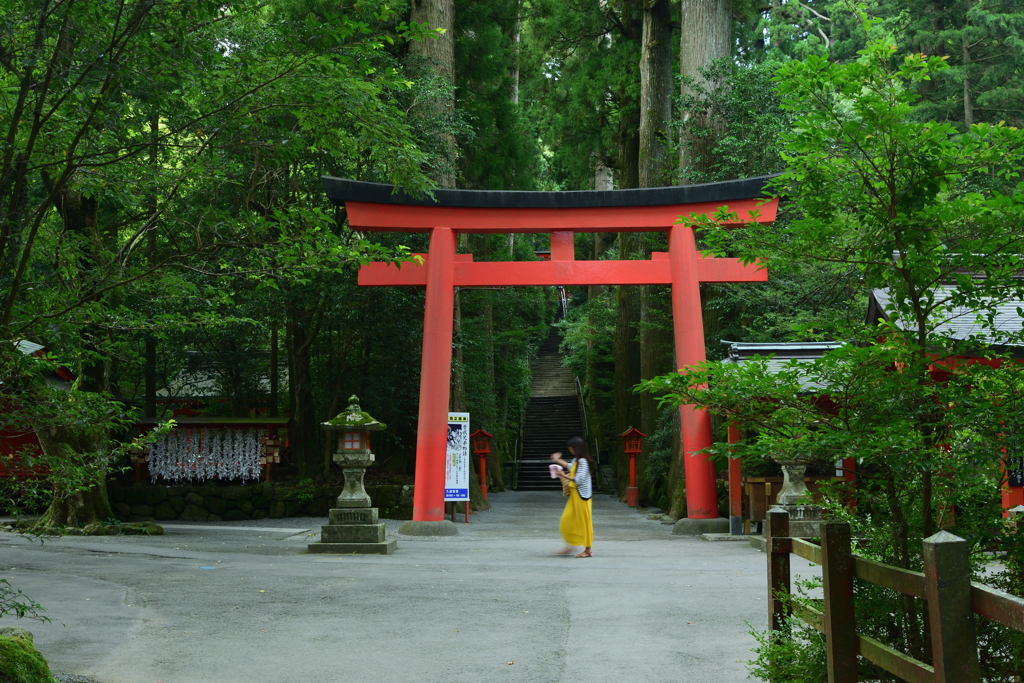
[922,531,980,683]
[767,507,791,631]
[821,520,857,683]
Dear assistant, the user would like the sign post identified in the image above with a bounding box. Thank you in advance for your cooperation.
[445,413,470,523]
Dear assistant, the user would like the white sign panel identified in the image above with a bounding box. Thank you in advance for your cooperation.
[445,413,470,501]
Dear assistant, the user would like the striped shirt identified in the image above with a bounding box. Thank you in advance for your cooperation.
[571,458,592,500]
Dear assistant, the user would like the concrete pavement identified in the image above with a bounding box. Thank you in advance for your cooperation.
[1,491,820,683]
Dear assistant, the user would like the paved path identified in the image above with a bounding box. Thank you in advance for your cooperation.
[1,491,820,683]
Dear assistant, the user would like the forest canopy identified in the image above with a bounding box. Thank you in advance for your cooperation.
[1,0,1023,541]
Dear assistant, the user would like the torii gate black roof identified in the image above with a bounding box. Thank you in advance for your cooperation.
[322,174,779,210]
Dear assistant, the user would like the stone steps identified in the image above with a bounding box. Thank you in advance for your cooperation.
[516,330,585,491]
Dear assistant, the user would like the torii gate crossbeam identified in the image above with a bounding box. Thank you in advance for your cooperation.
[323,176,779,526]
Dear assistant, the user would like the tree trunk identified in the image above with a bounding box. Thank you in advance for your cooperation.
[286,314,319,477]
[270,324,279,418]
[409,0,457,188]
[451,287,465,412]
[33,418,116,528]
[637,1,673,502]
[701,284,723,352]
[481,291,505,492]
[612,4,642,491]
[963,39,974,128]
[639,0,673,188]
[639,284,671,503]
[586,232,606,404]
[614,234,643,493]
[617,107,642,190]
[37,483,115,528]
[511,8,521,106]
[35,188,120,528]
[667,409,685,519]
[679,0,732,179]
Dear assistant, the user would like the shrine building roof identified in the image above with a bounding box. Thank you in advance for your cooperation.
[722,340,843,391]
[869,287,1024,353]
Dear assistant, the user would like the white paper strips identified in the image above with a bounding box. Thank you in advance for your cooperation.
[148,427,265,483]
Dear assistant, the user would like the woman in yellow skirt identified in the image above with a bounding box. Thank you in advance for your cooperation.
[551,436,594,558]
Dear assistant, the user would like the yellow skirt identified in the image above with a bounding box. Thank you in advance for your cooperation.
[559,488,593,547]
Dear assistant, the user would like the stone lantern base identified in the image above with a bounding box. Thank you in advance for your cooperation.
[307,507,397,555]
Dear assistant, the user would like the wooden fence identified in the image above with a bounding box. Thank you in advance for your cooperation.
[766,507,1024,682]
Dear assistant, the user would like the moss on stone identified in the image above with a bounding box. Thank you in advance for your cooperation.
[0,629,52,683]
[322,395,386,430]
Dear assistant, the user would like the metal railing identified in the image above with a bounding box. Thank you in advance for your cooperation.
[512,420,523,490]
[574,375,605,492]
[574,376,589,442]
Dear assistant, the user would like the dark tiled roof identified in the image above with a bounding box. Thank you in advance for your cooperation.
[721,340,842,390]
[870,288,1024,348]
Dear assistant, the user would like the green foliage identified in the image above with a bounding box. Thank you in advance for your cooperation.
[747,618,828,682]
[0,0,437,515]
[0,581,47,623]
[456,0,541,189]
[646,29,1024,676]
[641,405,676,509]
[672,59,791,186]
[557,286,618,453]
[522,0,641,189]
[294,478,317,502]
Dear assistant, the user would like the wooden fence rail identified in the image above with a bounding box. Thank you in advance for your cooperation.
[766,507,1024,683]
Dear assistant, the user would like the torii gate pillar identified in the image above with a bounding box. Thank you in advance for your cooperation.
[323,176,778,530]
[669,223,718,518]
[415,226,457,520]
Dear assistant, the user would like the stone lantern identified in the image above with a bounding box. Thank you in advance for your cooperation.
[307,396,396,555]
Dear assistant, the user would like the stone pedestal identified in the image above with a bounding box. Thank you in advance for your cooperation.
[671,517,730,535]
[307,397,396,555]
[308,505,396,554]
[308,468,396,554]
[780,504,824,538]
[774,463,823,537]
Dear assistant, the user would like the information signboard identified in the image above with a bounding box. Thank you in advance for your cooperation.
[445,413,470,501]
[1009,450,1024,488]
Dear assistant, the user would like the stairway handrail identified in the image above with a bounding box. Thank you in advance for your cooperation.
[512,419,523,489]
[574,375,599,465]
[574,376,590,438]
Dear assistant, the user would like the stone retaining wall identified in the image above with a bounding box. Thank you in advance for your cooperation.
[108,483,414,522]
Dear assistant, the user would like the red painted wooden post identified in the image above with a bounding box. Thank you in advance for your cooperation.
[821,521,857,682]
[478,453,487,501]
[766,507,791,631]
[669,223,718,520]
[728,424,742,535]
[412,226,456,522]
[550,230,575,261]
[923,531,980,683]
[627,453,638,506]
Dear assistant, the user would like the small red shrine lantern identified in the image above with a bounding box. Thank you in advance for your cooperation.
[470,428,493,500]
[620,427,646,507]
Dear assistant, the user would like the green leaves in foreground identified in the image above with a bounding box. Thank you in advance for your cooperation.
[0,580,47,622]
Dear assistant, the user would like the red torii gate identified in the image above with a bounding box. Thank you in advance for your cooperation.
[323,176,778,527]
